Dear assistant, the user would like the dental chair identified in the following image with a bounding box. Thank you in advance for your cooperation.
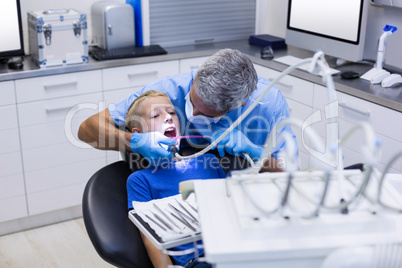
[82,147,249,268]
[82,146,363,267]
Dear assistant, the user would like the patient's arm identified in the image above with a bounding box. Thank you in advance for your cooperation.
[140,232,173,268]
[78,108,132,151]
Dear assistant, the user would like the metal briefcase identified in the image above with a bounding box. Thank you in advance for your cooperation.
[28,9,88,68]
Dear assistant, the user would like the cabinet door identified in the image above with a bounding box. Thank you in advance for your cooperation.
[15,70,102,103]
[18,93,103,150]
[0,99,26,221]
[0,105,20,153]
[17,90,106,216]
[179,56,209,73]
[102,60,179,91]
[26,158,106,215]
[0,81,16,106]
[103,87,142,164]
[313,85,402,173]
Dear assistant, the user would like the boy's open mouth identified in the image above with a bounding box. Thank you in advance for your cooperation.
[164,127,176,138]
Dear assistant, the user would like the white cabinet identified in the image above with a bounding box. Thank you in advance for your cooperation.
[313,84,402,173]
[15,70,102,103]
[14,70,106,216]
[0,81,27,222]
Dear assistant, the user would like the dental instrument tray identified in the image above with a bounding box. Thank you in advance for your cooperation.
[128,193,201,250]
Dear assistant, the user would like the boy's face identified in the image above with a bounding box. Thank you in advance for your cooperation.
[135,96,181,141]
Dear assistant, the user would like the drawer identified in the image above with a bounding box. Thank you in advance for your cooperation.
[0,151,23,178]
[27,182,86,215]
[0,174,25,200]
[372,133,402,173]
[337,92,402,142]
[299,150,310,171]
[0,128,20,154]
[0,105,18,130]
[22,142,106,172]
[308,116,402,173]
[179,56,209,73]
[102,60,179,91]
[17,93,103,127]
[254,64,314,106]
[103,87,142,107]
[0,81,16,106]
[313,84,341,111]
[25,158,106,194]
[286,98,314,154]
[0,196,27,222]
[20,118,86,150]
[15,70,102,103]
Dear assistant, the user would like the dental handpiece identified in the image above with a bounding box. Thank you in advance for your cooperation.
[169,136,212,157]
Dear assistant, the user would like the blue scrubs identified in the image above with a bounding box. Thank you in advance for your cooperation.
[127,154,226,266]
[109,70,297,159]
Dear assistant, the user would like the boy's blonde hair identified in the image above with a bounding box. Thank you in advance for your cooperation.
[125,90,170,131]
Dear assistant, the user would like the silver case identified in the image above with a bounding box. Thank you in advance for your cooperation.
[28,9,88,68]
[91,2,135,50]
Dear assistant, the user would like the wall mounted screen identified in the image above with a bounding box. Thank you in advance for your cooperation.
[286,0,367,62]
[0,0,24,58]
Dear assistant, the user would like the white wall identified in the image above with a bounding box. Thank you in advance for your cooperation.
[255,0,287,38]
[21,0,402,69]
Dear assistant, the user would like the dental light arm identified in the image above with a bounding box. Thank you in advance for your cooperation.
[173,58,312,162]
[174,51,342,175]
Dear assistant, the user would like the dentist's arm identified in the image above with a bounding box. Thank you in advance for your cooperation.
[78,108,132,151]
[78,109,176,165]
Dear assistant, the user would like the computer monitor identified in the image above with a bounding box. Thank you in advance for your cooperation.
[0,0,25,59]
[286,0,368,62]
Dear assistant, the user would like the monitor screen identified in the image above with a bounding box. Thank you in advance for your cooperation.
[0,0,24,59]
[286,0,368,62]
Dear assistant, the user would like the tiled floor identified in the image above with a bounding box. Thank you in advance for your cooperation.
[0,218,113,268]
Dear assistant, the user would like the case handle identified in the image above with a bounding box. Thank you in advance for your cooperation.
[43,9,70,15]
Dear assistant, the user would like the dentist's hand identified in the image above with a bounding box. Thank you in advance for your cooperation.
[211,129,262,161]
[130,132,176,166]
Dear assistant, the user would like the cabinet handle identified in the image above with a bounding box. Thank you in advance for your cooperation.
[269,78,293,90]
[46,105,75,113]
[44,81,78,90]
[127,70,158,78]
[339,102,370,117]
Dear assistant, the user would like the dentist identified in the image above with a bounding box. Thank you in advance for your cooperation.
[78,48,296,172]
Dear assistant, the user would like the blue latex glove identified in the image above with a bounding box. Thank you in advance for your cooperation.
[130,132,176,166]
[211,129,262,161]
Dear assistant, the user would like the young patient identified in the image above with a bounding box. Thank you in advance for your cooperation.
[126,90,226,268]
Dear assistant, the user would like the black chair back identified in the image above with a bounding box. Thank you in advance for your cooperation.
[82,161,153,268]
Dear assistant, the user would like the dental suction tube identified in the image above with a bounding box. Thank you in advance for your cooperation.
[173,57,315,161]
